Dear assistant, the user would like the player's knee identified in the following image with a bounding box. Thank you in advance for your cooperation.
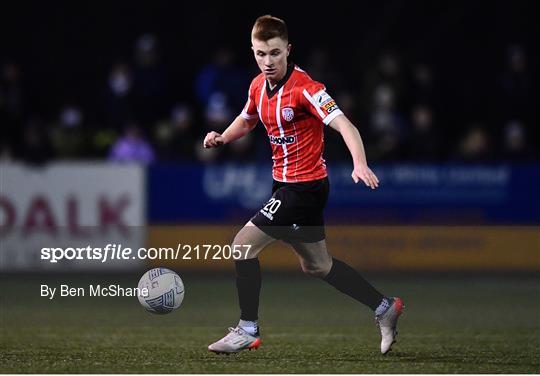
[301,262,331,278]
[232,225,272,259]
[231,236,260,259]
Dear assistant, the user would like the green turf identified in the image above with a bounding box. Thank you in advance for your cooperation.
[1,273,539,373]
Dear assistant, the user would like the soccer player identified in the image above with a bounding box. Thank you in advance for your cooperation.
[203,15,403,355]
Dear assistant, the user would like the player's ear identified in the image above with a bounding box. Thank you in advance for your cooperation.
[287,44,291,57]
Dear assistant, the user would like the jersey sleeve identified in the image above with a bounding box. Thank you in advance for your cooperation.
[301,81,344,125]
[240,81,259,121]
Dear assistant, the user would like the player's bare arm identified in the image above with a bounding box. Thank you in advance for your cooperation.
[329,114,379,189]
[203,115,258,148]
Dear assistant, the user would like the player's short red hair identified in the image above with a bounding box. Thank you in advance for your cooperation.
[252,15,288,42]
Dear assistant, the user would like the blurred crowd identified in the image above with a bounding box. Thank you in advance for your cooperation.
[1,34,537,165]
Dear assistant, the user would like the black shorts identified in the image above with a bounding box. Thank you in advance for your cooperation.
[251,177,329,243]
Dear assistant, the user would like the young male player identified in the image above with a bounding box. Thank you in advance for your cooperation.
[203,15,403,355]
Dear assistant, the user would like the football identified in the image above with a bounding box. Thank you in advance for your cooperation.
[137,268,185,314]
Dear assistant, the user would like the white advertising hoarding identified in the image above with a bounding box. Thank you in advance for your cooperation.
[0,162,145,271]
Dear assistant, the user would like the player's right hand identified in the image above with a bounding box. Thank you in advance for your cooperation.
[203,131,224,148]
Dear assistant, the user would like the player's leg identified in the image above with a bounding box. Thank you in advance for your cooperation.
[208,221,275,354]
[233,221,274,332]
[289,240,384,306]
[289,240,404,354]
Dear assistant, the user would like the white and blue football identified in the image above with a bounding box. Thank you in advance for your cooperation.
[137,268,184,314]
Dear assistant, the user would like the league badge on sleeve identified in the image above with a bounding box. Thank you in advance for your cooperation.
[313,90,339,115]
[313,89,331,105]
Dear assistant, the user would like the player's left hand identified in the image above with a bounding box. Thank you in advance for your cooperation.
[352,165,379,189]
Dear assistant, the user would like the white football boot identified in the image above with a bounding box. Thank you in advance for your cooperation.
[375,297,404,354]
[208,327,261,354]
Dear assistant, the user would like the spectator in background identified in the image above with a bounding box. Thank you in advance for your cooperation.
[103,63,135,130]
[368,84,406,161]
[410,63,435,106]
[499,46,532,119]
[195,47,249,112]
[405,104,441,161]
[497,45,537,149]
[501,120,535,161]
[365,52,408,111]
[132,33,168,126]
[455,126,492,162]
[200,91,259,162]
[109,124,155,164]
[18,118,54,164]
[154,103,195,160]
[50,104,90,158]
[204,92,233,131]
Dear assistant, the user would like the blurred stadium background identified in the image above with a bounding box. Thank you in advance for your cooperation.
[1,1,539,373]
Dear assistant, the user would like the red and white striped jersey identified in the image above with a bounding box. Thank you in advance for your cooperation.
[240,63,344,182]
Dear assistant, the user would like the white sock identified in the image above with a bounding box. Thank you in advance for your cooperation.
[375,297,392,316]
[238,319,258,336]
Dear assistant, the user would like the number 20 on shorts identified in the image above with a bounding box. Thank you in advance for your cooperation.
[262,198,281,215]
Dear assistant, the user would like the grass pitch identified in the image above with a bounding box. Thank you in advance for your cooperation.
[1,272,539,373]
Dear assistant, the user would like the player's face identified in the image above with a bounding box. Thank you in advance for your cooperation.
[252,37,291,85]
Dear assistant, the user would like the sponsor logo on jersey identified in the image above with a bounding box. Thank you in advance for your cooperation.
[322,100,339,114]
[269,135,296,145]
[281,107,294,122]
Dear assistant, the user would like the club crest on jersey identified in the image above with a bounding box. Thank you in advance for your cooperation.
[281,107,294,122]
